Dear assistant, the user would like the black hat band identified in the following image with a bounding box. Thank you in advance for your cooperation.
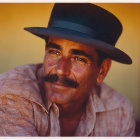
[49,20,114,45]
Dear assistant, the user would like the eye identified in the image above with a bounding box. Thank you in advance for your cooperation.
[73,56,87,63]
[48,49,60,55]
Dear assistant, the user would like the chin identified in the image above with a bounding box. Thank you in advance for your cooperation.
[48,91,74,105]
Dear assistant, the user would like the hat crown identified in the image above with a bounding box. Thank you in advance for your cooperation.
[24,3,132,64]
[48,3,122,46]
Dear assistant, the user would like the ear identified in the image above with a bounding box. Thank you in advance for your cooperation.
[96,58,112,85]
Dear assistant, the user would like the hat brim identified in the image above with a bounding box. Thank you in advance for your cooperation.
[24,27,132,64]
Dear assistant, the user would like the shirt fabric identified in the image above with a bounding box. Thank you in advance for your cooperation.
[0,64,135,136]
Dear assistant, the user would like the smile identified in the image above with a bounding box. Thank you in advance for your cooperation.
[52,82,70,89]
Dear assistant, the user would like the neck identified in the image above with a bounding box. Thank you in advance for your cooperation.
[57,96,88,119]
[58,98,88,136]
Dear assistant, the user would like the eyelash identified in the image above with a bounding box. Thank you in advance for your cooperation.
[48,49,60,55]
[73,56,87,63]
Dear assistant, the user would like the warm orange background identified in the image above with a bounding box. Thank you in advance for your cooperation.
[0,3,140,120]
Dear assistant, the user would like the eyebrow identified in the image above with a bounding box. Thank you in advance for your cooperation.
[46,43,61,50]
[71,49,93,61]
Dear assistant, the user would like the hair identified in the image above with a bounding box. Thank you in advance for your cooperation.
[45,37,49,43]
[96,50,109,66]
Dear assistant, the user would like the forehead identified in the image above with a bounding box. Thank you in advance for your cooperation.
[48,37,99,58]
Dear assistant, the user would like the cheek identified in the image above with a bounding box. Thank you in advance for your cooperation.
[72,65,91,80]
[72,64,98,84]
[43,56,58,73]
[72,65,86,76]
[47,59,57,67]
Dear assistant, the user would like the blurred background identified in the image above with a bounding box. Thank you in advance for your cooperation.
[0,3,140,135]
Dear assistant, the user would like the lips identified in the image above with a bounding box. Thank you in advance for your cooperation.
[52,82,70,88]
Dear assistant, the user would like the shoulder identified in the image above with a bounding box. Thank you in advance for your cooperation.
[0,63,44,105]
[0,63,42,80]
[0,63,41,79]
[100,82,133,111]
[0,93,48,136]
[99,83,135,136]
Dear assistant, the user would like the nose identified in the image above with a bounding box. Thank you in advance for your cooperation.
[56,56,71,77]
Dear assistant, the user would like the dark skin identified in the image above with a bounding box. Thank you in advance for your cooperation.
[58,99,87,136]
[43,37,112,136]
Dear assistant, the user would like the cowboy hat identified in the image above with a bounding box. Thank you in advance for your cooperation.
[24,3,132,64]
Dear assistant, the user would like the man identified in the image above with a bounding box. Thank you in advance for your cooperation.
[0,3,135,136]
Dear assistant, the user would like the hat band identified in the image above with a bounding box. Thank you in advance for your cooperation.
[49,20,96,37]
[49,20,114,45]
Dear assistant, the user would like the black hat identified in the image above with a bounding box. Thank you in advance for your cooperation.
[24,3,132,64]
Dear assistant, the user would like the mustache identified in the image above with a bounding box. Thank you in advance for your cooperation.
[42,74,79,88]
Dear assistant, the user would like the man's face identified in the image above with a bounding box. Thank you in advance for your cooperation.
[43,37,100,106]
